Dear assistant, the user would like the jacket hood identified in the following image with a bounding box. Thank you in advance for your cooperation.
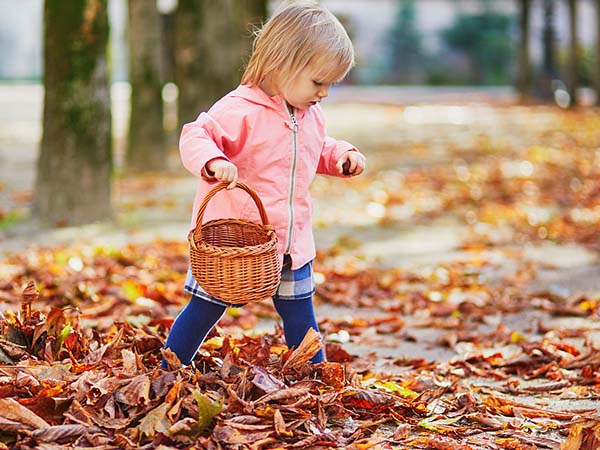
[230,84,283,110]
[229,84,307,118]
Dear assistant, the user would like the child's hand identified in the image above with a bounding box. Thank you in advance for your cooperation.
[206,158,238,189]
[336,151,366,176]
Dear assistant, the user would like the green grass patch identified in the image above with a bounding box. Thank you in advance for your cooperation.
[0,210,26,230]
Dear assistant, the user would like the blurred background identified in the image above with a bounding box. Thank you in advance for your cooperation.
[3,1,599,90]
[0,0,599,231]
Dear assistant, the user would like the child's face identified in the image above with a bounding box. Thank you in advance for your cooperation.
[281,65,334,111]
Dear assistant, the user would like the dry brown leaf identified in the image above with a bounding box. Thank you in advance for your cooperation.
[115,374,151,407]
[562,420,600,450]
[273,408,291,437]
[137,403,171,438]
[31,424,101,443]
[282,327,323,370]
[0,397,50,430]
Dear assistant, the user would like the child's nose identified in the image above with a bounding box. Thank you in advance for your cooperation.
[318,86,329,99]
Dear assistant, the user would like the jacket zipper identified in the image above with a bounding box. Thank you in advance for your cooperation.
[285,107,298,254]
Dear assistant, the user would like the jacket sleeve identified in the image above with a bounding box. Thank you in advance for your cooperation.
[179,105,247,179]
[317,136,358,176]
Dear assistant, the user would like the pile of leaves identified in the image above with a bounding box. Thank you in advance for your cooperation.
[0,241,599,449]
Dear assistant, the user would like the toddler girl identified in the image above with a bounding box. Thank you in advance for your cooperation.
[164,0,366,367]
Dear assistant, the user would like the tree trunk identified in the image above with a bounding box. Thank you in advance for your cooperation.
[566,0,578,106]
[539,0,557,100]
[160,11,176,84]
[175,0,267,125]
[35,0,113,227]
[126,0,165,172]
[517,0,531,101]
[596,0,600,106]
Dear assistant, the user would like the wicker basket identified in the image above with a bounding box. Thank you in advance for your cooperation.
[188,182,281,304]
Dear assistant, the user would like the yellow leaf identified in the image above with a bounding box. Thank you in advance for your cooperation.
[418,416,460,433]
[192,390,223,432]
[374,380,418,399]
[203,336,224,350]
[510,331,527,343]
[121,280,143,301]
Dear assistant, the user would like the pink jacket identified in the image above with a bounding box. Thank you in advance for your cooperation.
[180,84,357,269]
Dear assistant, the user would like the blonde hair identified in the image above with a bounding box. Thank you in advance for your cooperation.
[242,1,354,88]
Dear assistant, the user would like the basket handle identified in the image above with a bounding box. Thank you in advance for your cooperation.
[188,182,273,250]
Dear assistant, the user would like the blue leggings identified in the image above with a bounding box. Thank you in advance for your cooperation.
[163,295,325,367]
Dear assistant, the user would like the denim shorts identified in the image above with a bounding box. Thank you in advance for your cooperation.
[184,255,315,308]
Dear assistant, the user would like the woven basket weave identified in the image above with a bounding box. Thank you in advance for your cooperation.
[188,182,281,304]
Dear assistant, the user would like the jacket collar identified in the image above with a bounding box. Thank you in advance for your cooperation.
[231,84,307,119]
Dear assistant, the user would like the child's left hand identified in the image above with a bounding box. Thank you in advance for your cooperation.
[336,151,366,176]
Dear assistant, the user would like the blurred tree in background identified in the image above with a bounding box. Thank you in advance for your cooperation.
[386,0,424,84]
[566,0,578,102]
[538,0,557,100]
[516,0,531,100]
[126,0,165,172]
[441,7,515,85]
[575,45,596,88]
[174,0,266,124]
[384,1,516,86]
[34,0,268,228]
[35,0,113,227]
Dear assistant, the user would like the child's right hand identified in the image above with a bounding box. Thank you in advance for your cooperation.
[206,158,238,189]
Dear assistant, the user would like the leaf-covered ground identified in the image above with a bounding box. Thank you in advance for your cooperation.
[1,99,600,449]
